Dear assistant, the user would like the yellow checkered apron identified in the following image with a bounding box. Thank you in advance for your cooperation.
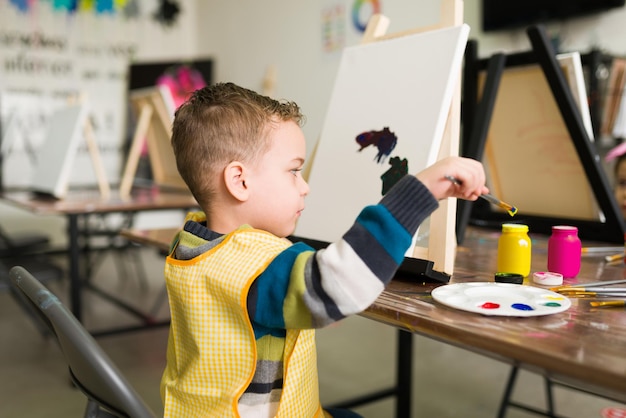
[161,225,324,417]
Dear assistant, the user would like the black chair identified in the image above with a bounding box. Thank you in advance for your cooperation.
[0,225,64,336]
[0,224,63,292]
[8,265,157,418]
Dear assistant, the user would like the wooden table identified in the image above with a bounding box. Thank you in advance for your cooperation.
[120,227,178,254]
[1,188,197,335]
[365,227,626,417]
[120,224,626,417]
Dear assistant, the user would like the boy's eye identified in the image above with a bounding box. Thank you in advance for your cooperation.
[290,168,303,176]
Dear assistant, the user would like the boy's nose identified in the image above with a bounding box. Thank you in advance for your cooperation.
[301,179,310,196]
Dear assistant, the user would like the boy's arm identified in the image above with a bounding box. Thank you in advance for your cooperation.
[248,175,438,330]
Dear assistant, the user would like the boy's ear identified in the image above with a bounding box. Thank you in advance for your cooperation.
[223,161,250,202]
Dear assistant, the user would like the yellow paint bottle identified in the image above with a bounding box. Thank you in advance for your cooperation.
[497,223,532,277]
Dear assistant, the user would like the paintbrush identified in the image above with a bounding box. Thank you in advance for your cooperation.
[581,246,624,254]
[605,253,624,263]
[590,300,626,308]
[444,175,518,216]
[550,279,626,291]
[562,291,626,298]
[557,287,626,293]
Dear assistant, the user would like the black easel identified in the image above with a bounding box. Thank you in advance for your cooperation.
[457,43,506,244]
[461,25,625,244]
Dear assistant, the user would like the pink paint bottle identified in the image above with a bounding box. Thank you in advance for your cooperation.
[547,226,581,278]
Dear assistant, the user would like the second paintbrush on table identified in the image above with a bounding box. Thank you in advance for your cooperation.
[444,175,517,216]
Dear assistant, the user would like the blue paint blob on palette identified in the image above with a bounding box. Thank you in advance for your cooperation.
[431,282,571,317]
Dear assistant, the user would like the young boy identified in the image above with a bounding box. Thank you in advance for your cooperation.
[160,82,488,418]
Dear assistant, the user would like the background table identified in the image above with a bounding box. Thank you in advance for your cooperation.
[1,188,197,335]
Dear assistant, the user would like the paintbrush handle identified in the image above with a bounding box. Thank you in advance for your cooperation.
[560,287,626,292]
[590,293,626,297]
[590,300,626,308]
[606,253,624,263]
[480,193,501,206]
[445,176,503,205]
[566,279,626,288]
[581,246,624,253]
[444,175,516,214]
[564,291,626,297]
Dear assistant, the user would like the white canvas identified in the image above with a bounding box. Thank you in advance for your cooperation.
[296,24,469,249]
[30,104,88,199]
[557,52,594,141]
[0,90,69,188]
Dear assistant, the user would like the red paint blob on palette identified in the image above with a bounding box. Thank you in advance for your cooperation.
[480,302,500,309]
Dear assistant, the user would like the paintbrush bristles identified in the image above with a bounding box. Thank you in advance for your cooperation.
[480,194,517,216]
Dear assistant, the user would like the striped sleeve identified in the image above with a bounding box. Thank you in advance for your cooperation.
[249,175,438,330]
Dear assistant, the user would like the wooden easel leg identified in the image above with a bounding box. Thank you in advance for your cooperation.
[83,118,111,200]
[360,14,390,44]
[425,0,464,275]
[428,95,461,274]
[119,104,153,198]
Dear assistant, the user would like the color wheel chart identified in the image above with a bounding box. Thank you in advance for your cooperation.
[351,0,381,32]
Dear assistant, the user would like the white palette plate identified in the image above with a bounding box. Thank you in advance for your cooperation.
[431,282,571,317]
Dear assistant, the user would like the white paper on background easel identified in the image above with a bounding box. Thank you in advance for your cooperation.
[557,52,594,141]
[295,24,469,256]
[0,90,70,188]
[30,104,89,198]
[612,79,626,139]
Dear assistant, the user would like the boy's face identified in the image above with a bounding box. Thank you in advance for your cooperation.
[615,158,626,220]
[247,120,310,237]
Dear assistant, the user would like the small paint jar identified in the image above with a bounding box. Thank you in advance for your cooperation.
[497,223,531,277]
[547,225,581,278]
[494,272,524,284]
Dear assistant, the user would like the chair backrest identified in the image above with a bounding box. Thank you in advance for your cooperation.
[9,266,156,418]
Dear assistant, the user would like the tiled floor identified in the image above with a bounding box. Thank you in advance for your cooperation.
[1,247,624,417]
